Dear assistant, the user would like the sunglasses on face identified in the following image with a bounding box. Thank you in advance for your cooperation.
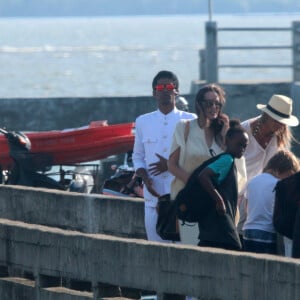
[202,100,222,109]
[155,83,176,92]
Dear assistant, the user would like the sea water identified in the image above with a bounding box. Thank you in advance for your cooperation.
[0,13,299,98]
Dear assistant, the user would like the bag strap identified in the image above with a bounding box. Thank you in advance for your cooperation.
[184,121,190,143]
[176,120,191,191]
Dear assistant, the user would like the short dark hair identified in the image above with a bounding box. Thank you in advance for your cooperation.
[152,70,179,90]
[226,119,246,139]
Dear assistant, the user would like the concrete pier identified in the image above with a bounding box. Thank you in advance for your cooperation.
[0,186,299,299]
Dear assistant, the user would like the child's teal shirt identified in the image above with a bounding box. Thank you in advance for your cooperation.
[207,153,234,185]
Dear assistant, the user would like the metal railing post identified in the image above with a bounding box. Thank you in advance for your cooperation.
[292,21,300,82]
[205,21,218,83]
[199,49,206,80]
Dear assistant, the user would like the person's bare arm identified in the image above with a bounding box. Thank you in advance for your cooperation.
[168,147,190,184]
[218,113,230,149]
[198,168,226,214]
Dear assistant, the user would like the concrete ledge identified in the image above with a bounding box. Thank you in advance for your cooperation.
[0,219,300,300]
[0,277,135,300]
[0,277,35,300]
[0,185,146,239]
[0,277,94,300]
[43,287,93,299]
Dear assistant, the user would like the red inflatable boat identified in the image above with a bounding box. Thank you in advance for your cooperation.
[0,121,135,168]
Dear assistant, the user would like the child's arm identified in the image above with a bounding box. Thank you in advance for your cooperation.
[197,168,226,215]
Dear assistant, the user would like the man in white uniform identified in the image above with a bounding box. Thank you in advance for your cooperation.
[133,70,196,242]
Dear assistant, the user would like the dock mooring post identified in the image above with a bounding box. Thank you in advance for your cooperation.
[205,21,218,83]
[293,21,300,82]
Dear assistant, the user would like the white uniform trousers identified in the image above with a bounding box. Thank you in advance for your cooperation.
[144,205,172,243]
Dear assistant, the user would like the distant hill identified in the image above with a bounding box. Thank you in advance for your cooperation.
[0,0,300,17]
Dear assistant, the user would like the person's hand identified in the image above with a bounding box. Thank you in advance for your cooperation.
[143,177,160,198]
[148,153,168,176]
[219,113,230,141]
[216,198,226,215]
[133,185,144,198]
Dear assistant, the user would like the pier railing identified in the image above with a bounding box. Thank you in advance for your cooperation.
[200,21,300,83]
[0,185,300,300]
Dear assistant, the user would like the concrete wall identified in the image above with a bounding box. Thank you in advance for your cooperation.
[1,81,300,160]
[0,96,156,131]
[0,186,299,299]
[1,218,300,300]
[0,185,146,239]
[1,81,299,132]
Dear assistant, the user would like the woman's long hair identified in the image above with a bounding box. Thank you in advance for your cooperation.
[195,83,226,146]
[261,113,293,149]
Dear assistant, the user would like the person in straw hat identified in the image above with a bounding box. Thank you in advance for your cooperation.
[237,94,299,251]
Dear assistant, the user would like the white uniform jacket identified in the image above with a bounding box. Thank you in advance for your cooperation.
[133,108,196,207]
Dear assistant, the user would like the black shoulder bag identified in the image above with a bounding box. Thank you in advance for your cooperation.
[175,153,228,223]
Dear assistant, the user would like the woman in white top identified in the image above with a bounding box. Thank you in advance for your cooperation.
[238,94,299,250]
[168,84,230,245]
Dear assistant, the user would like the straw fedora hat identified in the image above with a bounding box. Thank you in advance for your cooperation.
[257,94,299,127]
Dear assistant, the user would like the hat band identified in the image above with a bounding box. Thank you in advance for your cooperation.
[266,104,290,119]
